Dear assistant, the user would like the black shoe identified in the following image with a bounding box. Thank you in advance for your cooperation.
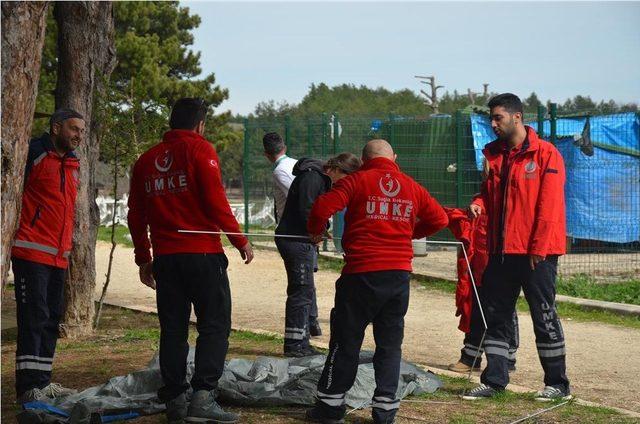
[508,363,516,372]
[284,346,322,358]
[305,406,345,424]
[166,392,187,423]
[310,321,322,337]
[461,384,500,400]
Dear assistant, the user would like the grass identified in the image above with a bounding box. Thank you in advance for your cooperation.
[2,304,633,423]
[97,224,134,248]
[557,274,640,305]
[411,273,640,329]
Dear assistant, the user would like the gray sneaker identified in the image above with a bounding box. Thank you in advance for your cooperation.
[41,382,77,398]
[185,390,238,423]
[16,388,46,404]
[166,393,188,424]
[461,384,499,400]
[535,386,573,402]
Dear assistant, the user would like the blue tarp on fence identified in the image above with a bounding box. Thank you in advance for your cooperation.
[469,112,640,244]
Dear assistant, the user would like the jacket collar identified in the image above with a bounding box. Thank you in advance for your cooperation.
[483,125,541,157]
[274,154,289,168]
[162,129,207,144]
[361,157,400,172]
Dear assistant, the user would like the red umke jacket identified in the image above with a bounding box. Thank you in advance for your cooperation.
[445,208,489,333]
[307,157,448,274]
[127,129,248,265]
[472,127,566,256]
[12,134,80,269]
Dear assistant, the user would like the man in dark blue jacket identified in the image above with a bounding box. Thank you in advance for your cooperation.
[275,158,331,357]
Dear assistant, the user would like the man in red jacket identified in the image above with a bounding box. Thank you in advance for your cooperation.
[128,98,253,423]
[11,109,84,403]
[462,93,571,402]
[304,140,448,424]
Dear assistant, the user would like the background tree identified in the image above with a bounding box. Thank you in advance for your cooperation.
[93,78,167,328]
[1,2,50,289]
[27,1,237,333]
[523,92,543,114]
[54,1,117,338]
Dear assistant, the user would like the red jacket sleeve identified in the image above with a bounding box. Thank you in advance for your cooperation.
[192,141,248,249]
[412,183,449,239]
[307,174,356,236]
[127,159,152,266]
[443,207,472,246]
[471,180,487,212]
[529,146,566,256]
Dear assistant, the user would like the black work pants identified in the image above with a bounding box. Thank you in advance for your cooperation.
[275,239,318,351]
[480,255,570,391]
[153,253,231,402]
[12,257,65,396]
[460,284,519,368]
[315,271,410,423]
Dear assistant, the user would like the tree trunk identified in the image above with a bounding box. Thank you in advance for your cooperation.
[1,2,50,290]
[54,1,116,338]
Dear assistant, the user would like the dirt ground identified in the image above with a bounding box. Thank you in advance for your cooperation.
[93,242,640,414]
[4,304,633,424]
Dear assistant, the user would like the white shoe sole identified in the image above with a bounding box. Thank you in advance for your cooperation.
[461,394,488,401]
[535,394,573,402]
[185,417,238,423]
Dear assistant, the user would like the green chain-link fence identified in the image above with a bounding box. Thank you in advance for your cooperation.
[239,107,640,282]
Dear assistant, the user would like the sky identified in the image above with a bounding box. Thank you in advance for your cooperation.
[183,1,640,115]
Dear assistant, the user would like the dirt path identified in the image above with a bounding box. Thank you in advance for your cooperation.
[95,242,640,413]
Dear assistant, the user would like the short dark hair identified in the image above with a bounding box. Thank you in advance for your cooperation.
[263,132,285,155]
[49,108,84,131]
[488,93,523,115]
[169,98,208,130]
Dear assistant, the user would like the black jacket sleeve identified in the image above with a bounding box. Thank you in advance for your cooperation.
[297,171,328,226]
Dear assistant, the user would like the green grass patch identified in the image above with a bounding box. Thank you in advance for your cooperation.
[405,373,630,424]
[414,278,640,329]
[317,254,344,273]
[232,330,283,343]
[122,328,161,342]
[558,274,640,305]
[554,302,640,329]
[516,294,640,328]
[97,224,134,247]
[411,274,457,294]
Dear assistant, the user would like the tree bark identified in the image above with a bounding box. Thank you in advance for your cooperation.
[1,2,50,290]
[54,1,116,338]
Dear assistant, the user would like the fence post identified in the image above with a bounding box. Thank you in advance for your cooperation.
[321,112,327,157]
[321,112,328,251]
[389,113,396,147]
[284,114,291,149]
[242,118,250,234]
[332,112,340,154]
[307,118,312,156]
[537,104,546,137]
[550,103,558,145]
[455,110,464,208]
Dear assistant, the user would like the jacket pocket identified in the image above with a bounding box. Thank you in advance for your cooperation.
[30,205,42,227]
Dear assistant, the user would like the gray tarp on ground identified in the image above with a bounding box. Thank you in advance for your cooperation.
[21,349,441,422]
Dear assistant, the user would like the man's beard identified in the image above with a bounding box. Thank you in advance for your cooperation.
[496,121,516,141]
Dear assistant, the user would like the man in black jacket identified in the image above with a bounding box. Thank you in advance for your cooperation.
[275,158,331,357]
